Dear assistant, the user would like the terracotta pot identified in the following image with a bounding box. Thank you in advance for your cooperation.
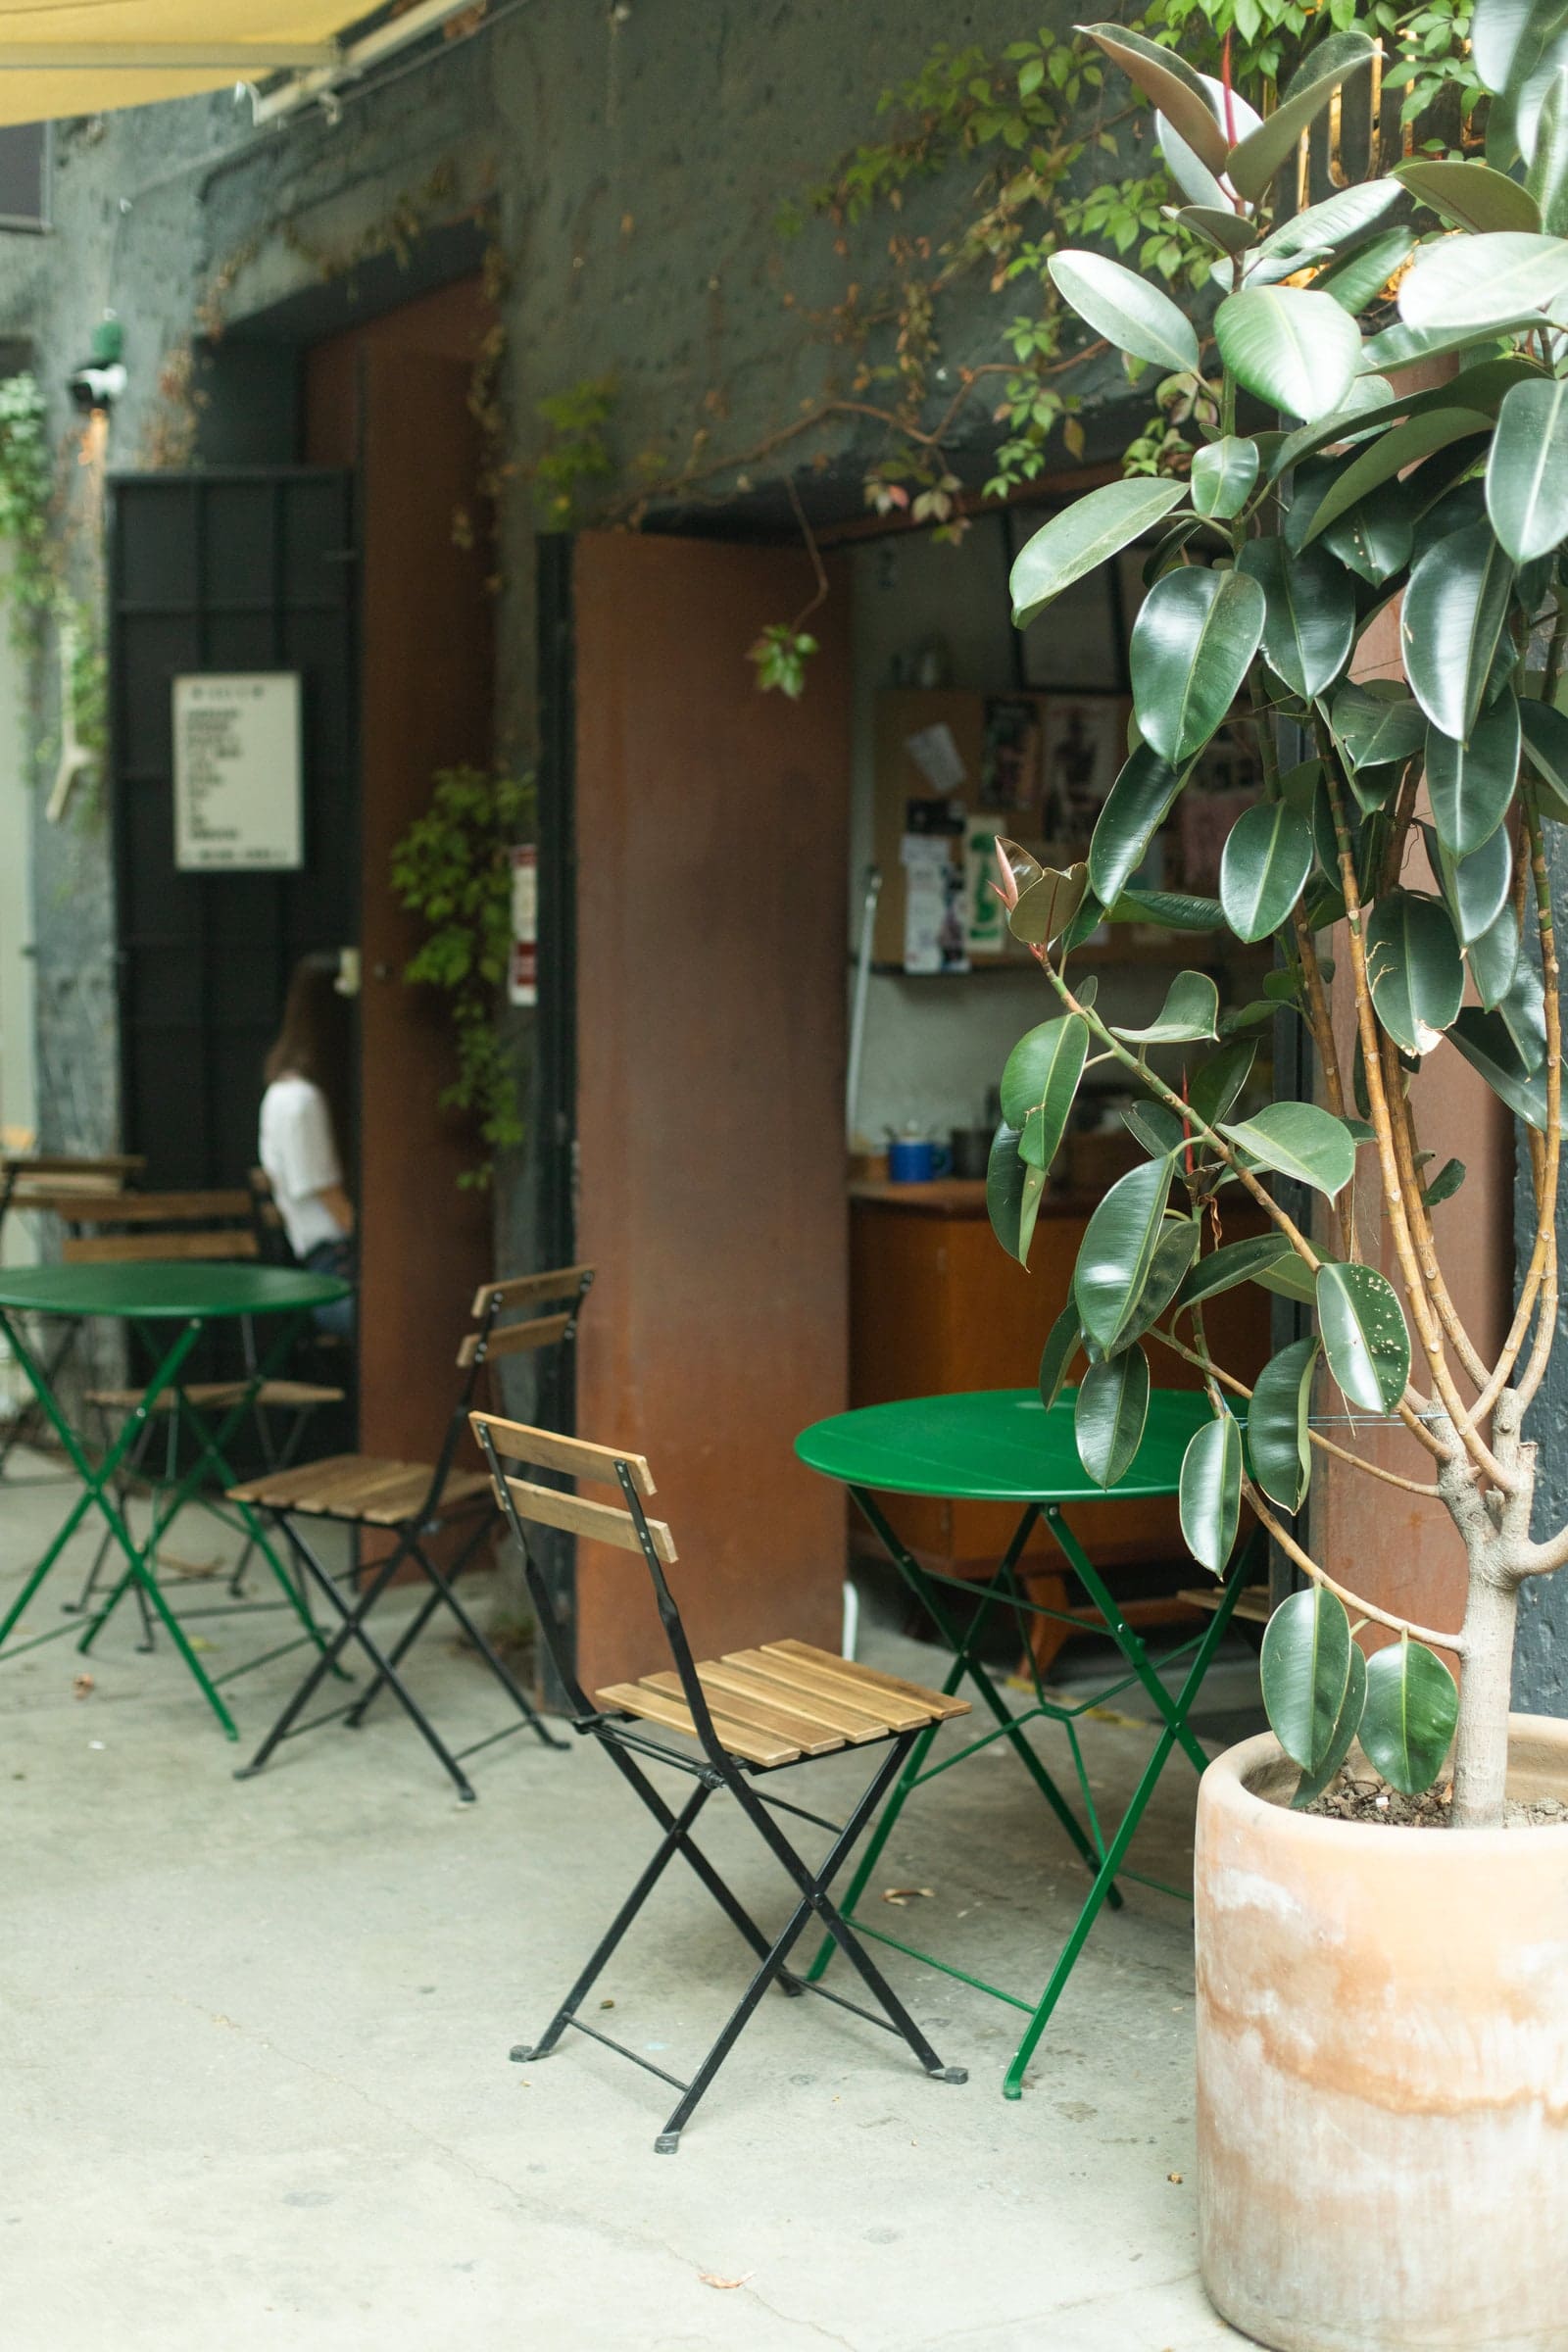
[1196,1715,1568,2352]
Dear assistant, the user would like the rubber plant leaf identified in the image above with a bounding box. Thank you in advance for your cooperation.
[1422,1156,1467,1209]
[1486,376,1568,562]
[1048,249,1201,374]
[1451,1004,1564,1131]
[1400,517,1516,743]
[1471,0,1568,104]
[1260,1585,1354,1774]
[1219,800,1313,943]
[1123,1100,1186,1159]
[1428,817,1513,946]
[1187,1037,1257,1130]
[1010,477,1187,627]
[1397,230,1568,334]
[1528,66,1568,232]
[1108,886,1225,931]
[1251,177,1404,271]
[1302,410,1494,545]
[1519,698,1568,819]
[1178,1412,1243,1575]
[1425,688,1522,859]
[987,1120,1048,1270]
[1316,1260,1412,1413]
[1290,1643,1368,1809]
[1117,1216,1202,1348]
[1219,1102,1357,1199]
[1077,23,1232,173]
[1225,30,1376,201]
[1008,861,1090,949]
[1177,1230,1301,1310]
[1248,1335,1320,1512]
[1393,157,1543,233]
[1331,679,1427,771]
[1130,566,1267,767]
[1074,1343,1152,1489]
[1316,226,1417,316]
[1110,969,1220,1045]
[1000,1014,1090,1146]
[1074,1152,1176,1354]
[1088,742,1184,907]
[1238,536,1355,701]
[1215,285,1362,421]
[1039,1303,1083,1409]
[1359,1637,1459,1797]
[1365,890,1465,1055]
[1468,905,1522,1008]
[1191,435,1260,522]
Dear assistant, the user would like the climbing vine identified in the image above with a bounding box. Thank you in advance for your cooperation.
[389,763,533,1187]
[0,371,108,812]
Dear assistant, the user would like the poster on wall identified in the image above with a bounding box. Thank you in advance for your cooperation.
[172,673,303,871]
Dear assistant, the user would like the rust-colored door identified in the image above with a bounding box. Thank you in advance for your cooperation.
[345,346,493,1459]
[566,532,851,1693]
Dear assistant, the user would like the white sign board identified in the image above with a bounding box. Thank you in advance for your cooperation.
[172,673,303,871]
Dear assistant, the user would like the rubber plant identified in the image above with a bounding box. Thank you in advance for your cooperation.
[987,3,1568,1832]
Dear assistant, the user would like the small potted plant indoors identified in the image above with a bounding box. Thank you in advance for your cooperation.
[986,9,1568,2347]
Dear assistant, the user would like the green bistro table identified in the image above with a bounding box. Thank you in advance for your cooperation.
[795,1387,1254,2096]
[0,1261,352,1740]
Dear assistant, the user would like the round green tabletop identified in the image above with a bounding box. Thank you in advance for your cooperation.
[796,1387,1213,1503]
[0,1262,351,1320]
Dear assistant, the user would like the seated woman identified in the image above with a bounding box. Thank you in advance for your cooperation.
[260,955,355,1338]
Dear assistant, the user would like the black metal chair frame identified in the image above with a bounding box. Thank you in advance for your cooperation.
[472,1412,968,2152]
[234,1271,593,1801]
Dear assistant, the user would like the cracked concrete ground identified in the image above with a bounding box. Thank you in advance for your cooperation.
[0,1452,1257,2351]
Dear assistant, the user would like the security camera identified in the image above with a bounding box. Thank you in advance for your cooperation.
[67,359,126,414]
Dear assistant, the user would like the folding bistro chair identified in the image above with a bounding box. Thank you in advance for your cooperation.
[57,1190,345,1615]
[230,1265,594,1800]
[470,1410,972,2152]
[0,1152,146,1483]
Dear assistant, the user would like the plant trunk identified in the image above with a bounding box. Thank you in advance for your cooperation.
[1450,1551,1522,1831]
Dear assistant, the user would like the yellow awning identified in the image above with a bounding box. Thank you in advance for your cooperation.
[0,2,382,129]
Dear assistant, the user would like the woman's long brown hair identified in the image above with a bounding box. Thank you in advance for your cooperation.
[265,954,352,1159]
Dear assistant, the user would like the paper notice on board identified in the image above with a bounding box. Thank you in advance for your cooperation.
[905,722,966,794]
[172,673,303,871]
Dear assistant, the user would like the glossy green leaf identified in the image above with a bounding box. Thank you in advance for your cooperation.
[1452,1004,1563,1130]
[1317,1260,1411,1413]
[1290,1642,1368,1808]
[1008,860,1090,948]
[1238,537,1355,703]
[1360,317,1519,374]
[1319,479,1416,587]
[1360,1638,1459,1796]
[1261,1586,1354,1774]
[1215,286,1362,421]
[1469,904,1522,1008]
[1397,230,1568,334]
[1219,800,1313,944]
[1428,816,1513,945]
[1178,1230,1301,1310]
[1497,952,1546,1069]
[1111,968,1220,1045]
[1402,518,1517,743]
[1118,1220,1204,1353]
[1010,477,1187,627]
[1075,1345,1151,1489]
[1422,1156,1467,1209]
[1302,410,1493,546]
[1123,1100,1186,1159]
[1256,1251,1320,1305]
[987,1121,1048,1269]
[1317,226,1416,315]
[1191,435,1259,521]
[1252,178,1404,272]
[1331,680,1426,771]
[1079,23,1231,173]
[1393,157,1542,234]
[1088,743,1184,907]
[1049,248,1200,374]
[1225,31,1376,203]
[1108,885,1225,931]
[1130,566,1266,767]
[1001,1013,1090,1139]
[1179,1412,1244,1575]
[1473,0,1568,98]
[1188,1039,1258,1131]
[1040,1302,1083,1408]
[1157,111,1231,211]
[1488,11,1568,169]
[1527,67,1568,233]
[1248,1335,1320,1511]
[1220,1102,1357,1199]
[1074,1152,1175,1354]
[1426,689,1522,859]
[1519,697,1568,816]
[1365,891,1465,1055]
[1486,377,1568,563]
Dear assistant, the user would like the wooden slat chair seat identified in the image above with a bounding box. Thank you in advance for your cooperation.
[470,1409,969,2152]
[230,1263,594,1801]
[86,1376,343,1415]
[0,1152,148,1483]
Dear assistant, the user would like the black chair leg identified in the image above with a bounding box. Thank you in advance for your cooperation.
[343,1521,564,1750]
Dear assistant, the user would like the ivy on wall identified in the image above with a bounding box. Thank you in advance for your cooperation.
[0,371,108,816]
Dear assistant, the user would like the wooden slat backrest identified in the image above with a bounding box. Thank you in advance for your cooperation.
[470,1409,656,1495]
[457,1310,573,1368]
[35,1189,254,1224]
[247,1167,285,1231]
[63,1229,261,1264]
[502,1474,677,1565]
[1,1152,143,1185]
[471,1262,594,1316]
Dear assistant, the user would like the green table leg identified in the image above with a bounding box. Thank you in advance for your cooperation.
[1043,1504,1213,1777]
[999,1544,1250,2096]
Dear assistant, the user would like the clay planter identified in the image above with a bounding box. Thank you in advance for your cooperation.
[1195,1715,1568,2352]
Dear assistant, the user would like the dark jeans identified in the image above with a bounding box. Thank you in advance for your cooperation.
[302,1237,357,1340]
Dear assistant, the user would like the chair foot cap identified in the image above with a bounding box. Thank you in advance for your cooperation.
[931,2066,967,2084]
[231,1765,263,1781]
[654,2132,681,2155]
[510,2042,545,2063]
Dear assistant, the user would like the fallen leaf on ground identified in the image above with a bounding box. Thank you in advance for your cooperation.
[1167,2172,1184,2184]
[699,2273,754,2291]
[881,1886,935,1907]
[72,1674,94,1699]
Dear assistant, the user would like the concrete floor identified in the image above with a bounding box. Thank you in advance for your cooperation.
[0,1452,1259,2351]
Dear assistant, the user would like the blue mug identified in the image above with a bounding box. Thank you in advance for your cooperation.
[889,1138,952,1183]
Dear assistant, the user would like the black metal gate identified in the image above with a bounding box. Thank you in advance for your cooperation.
[109,469,357,1188]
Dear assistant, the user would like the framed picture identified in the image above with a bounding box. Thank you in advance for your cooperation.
[1040,694,1128,856]
[978,695,1043,813]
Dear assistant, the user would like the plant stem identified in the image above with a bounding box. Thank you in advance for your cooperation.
[1244,1483,1467,1654]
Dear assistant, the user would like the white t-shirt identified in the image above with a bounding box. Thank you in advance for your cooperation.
[259,1075,344,1259]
